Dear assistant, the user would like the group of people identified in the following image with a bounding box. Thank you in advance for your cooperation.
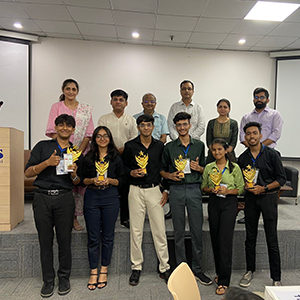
[25,78,286,298]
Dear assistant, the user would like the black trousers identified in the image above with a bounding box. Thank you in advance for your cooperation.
[33,191,75,283]
[118,182,129,223]
[244,192,281,281]
[208,194,238,286]
[84,187,119,269]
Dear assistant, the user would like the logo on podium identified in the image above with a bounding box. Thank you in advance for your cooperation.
[0,149,3,163]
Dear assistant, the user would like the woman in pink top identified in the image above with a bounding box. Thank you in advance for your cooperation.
[46,79,94,230]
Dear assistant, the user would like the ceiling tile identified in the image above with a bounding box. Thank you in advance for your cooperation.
[255,36,299,47]
[67,6,113,24]
[154,41,187,48]
[62,0,110,9]
[158,0,207,17]
[285,6,300,22]
[203,0,254,19]
[186,43,219,50]
[154,30,191,43]
[114,11,155,28]
[221,34,263,46]
[16,0,63,4]
[0,2,29,18]
[268,22,300,37]
[118,38,152,45]
[0,17,42,31]
[34,20,79,34]
[116,26,153,40]
[76,23,117,37]
[218,44,251,51]
[189,32,228,44]
[111,0,157,13]
[249,46,283,52]
[156,15,198,31]
[232,20,279,35]
[46,32,83,39]
[18,3,72,21]
[284,38,300,48]
[195,18,239,33]
[83,35,118,42]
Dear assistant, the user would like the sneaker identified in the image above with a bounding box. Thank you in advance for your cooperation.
[129,270,141,286]
[40,282,54,298]
[194,272,213,285]
[121,220,130,229]
[58,279,70,295]
[159,269,172,283]
[273,281,282,286]
[240,271,254,287]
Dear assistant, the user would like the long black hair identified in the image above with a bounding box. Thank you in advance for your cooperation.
[211,138,235,173]
[85,126,119,167]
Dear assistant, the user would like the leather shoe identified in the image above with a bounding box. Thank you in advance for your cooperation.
[121,220,130,229]
[41,281,54,298]
[159,269,171,283]
[58,279,70,295]
[129,270,141,286]
[164,210,172,220]
[237,217,245,224]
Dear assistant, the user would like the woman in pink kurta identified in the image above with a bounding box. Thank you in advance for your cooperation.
[46,79,94,230]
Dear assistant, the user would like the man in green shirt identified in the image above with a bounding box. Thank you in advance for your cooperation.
[160,112,212,285]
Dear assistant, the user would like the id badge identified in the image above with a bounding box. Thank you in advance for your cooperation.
[64,153,73,172]
[217,183,227,198]
[56,158,67,175]
[184,158,191,174]
[254,169,259,184]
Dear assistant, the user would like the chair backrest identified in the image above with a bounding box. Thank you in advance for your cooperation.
[167,262,201,300]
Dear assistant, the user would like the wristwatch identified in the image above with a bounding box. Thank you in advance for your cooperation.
[264,185,269,192]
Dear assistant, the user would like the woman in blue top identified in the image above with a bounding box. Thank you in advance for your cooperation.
[202,138,244,295]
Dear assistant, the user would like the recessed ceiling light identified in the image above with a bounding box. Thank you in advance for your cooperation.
[239,39,246,44]
[132,32,139,38]
[14,22,23,29]
[244,1,300,22]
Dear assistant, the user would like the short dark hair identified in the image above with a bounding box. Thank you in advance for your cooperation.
[253,87,269,99]
[180,80,194,90]
[60,79,79,101]
[55,114,76,128]
[224,287,263,300]
[173,112,191,124]
[136,114,154,125]
[243,121,262,133]
[110,89,128,100]
[217,98,231,109]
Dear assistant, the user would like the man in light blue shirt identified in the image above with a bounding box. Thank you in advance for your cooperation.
[134,93,169,143]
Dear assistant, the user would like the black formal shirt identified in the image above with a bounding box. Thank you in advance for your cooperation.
[82,153,125,187]
[238,144,286,192]
[122,136,164,185]
[25,139,83,190]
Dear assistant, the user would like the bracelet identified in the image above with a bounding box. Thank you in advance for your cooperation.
[72,175,78,182]
[33,166,39,175]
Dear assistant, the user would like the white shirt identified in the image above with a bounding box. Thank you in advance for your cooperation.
[167,100,205,140]
[98,112,138,149]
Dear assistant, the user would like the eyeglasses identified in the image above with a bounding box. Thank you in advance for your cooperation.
[254,96,266,100]
[181,87,193,91]
[175,122,189,128]
[96,134,109,139]
[139,123,153,128]
[143,100,156,104]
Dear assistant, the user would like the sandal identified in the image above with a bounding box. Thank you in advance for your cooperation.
[214,275,219,285]
[98,272,108,289]
[216,285,228,295]
[73,218,83,231]
[87,272,98,291]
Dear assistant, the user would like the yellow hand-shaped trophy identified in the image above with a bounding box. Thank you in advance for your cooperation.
[243,165,256,188]
[135,151,148,174]
[174,154,187,179]
[209,167,222,191]
[95,158,109,181]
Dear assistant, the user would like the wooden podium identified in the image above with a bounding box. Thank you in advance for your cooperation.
[0,128,24,231]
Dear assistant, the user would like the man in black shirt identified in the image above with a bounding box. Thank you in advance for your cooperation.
[238,122,286,288]
[25,114,82,298]
[122,114,170,286]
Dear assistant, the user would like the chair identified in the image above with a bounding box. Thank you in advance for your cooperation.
[281,166,299,205]
[167,262,201,300]
[24,150,37,196]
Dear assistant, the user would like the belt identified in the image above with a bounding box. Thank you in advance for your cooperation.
[132,183,159,189]
[36,189,70,196]
[88,185,111,190]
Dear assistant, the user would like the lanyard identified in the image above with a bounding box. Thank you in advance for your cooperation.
[221,167,226,175]
[56,142,67,157]
[181,144,190,158]
[251,144,265,167]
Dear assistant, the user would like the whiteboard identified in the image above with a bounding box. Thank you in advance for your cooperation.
[0,40,29,149]
[275,58,300,159]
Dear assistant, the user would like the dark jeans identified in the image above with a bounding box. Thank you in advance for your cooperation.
[33,191,75,283]
[84,187,119,269]
[169,184,203,273]
[244,192,281,281]
[118,182,129,223]
[208,194,238,286]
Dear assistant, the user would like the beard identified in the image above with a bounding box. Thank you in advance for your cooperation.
[254,101,267,109]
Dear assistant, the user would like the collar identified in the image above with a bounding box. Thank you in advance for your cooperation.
[210,159,230,170]
[133,135,156,148]
[53,138,73,149]
[247,143,265,157]
[140,110,159,118]
[175,135,194,147]
[251,106,270,115]
[180,99,194,106]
